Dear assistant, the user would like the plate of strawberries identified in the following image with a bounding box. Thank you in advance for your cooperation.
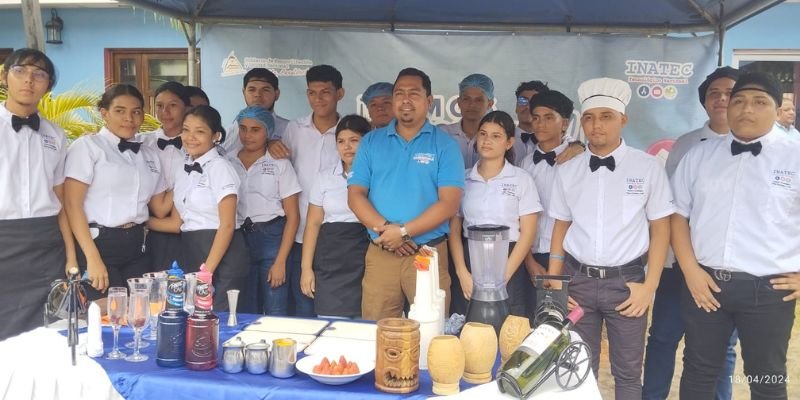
[296,354,375,385]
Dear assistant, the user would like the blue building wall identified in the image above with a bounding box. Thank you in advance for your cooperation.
[723,2,800,65]
[0,7,187,94]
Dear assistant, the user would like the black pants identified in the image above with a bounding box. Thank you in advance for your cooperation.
[180,229,249,312]
[77,224,150,301]
[680,273,795,400]
[145,230,182,272]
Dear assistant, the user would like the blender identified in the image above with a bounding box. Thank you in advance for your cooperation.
[465,224,510,334]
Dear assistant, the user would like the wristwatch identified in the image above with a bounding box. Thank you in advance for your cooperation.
[399,224,411,242]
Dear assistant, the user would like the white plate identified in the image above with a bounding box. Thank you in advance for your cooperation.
[296,353,375,385]
[319,321,377,341]
[244,316,329,335]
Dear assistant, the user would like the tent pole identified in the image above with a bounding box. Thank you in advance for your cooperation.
[717,0,725,66]
[185,22,198,86]
[21,0,45,51]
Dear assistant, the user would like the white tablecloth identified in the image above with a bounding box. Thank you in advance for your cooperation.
[0,328,123,400]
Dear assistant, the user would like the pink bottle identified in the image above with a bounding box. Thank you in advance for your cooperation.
[185,264,219,371]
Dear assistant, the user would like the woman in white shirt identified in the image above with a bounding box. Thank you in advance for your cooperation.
[140,81,190,271]
[64,84,171,299]
[148,105,248,311]
[230,106,300,315]
[0,49,73,339]
[449,110,542,321]
[300,115,371,318]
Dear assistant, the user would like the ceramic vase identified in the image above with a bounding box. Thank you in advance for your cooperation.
[498,315,531,366]
[427,335,465,395]
[375,318,420,393]
[459,321,497,384]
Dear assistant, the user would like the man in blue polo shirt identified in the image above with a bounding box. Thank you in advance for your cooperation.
[348,67,465,320]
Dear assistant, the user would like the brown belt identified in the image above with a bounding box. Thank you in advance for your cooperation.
[89,222,138,230]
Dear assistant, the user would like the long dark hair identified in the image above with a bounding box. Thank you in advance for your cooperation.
[98,84,144,110]
[478,110,516,164]
[183,105,227,143]
[336,114,371,138]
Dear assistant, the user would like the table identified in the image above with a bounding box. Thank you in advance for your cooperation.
[0,314,602,400]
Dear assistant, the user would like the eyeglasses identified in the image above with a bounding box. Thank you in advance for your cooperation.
[516,96,530,107]
[8,65,51,83]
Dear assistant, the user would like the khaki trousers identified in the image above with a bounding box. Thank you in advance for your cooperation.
[361,241,451,321]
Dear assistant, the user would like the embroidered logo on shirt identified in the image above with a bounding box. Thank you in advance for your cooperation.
[197,175,209,187]
[261,163,277,175]
[626,178,646,195]
[413,152,435,165]
[771,169,796,189]
[500,183,519,198]
[145,160,160,174]
[41,134,57,151]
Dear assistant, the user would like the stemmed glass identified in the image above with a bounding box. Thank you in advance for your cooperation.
[184,272,197,315]
[125,278,151,362]
[126,277,151,349]
[143,271,167,341]
[106,287,128,360]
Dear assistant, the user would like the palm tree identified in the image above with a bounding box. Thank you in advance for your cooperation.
[0,82,160,140]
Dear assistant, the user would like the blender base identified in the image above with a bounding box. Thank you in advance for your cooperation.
[466,299,510,335]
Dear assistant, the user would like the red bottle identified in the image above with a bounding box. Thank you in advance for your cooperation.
[185,264,219,371]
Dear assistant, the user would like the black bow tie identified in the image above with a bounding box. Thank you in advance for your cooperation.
[184,162,203,174]
[532,150,556,166]
[11,114,40,132]
[589,155,615,172]
[521,132,535,144]
[730,140,762,156]
[157,136,182,150]
[118,139,141,154]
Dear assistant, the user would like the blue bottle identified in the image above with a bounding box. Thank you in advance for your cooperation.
[156,261,189,367]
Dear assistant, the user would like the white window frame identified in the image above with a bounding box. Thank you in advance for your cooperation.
[732,49,800,68]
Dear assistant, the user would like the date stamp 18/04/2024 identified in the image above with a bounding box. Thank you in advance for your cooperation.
[730,374,791,385]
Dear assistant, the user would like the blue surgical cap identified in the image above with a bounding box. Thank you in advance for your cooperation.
[362,82,393,104]
[235,106,275,136]
[459,73,494,99]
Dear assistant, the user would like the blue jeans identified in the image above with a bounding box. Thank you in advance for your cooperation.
[642,266,737,400]
[288,242,315,317]
[242,221,288,315]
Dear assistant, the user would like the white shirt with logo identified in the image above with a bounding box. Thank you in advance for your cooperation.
[139,128,189,190]
[0,103,67,219]
[460,161,543,242]
[65,127,166,226]
[549,140,674,266]
[174,149,239,232]
[521,141,569,253]
[672,128,800,276]
[229,152,301,226]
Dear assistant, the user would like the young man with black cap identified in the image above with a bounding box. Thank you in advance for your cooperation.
[672,72,800,399]
[643,66,740,400]
[548,78,673,400]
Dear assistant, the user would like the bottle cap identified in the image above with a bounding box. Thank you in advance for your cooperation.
[167,261,184,280]
[566,305,584,324]
[197,264,213,285]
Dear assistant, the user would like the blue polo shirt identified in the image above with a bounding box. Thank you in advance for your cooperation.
[348,119,464,244]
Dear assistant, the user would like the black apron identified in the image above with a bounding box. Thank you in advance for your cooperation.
[180,229,249,312]
[0,216,64,340]
[313,222,369,317]
[77,224,150,301]
[145,230,182,272]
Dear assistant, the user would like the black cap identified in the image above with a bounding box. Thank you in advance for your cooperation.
[698,66,739,105]
[731,72,782,108]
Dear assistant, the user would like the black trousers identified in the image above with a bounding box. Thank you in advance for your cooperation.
[180,229,249,312]
[680,272,795,400]
[77,224,150,301]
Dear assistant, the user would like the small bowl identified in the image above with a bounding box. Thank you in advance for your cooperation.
[296,354,375,385]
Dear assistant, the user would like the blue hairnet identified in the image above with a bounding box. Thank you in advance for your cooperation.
[235,106,275,136]
[459,73,494,99]
[362,82,393,104]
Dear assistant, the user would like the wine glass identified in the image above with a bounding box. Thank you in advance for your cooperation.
[184,272,197,315]
[125,280,151,362]
[106,287,127,360]
[143,271,167,341]
[125,277,151,349]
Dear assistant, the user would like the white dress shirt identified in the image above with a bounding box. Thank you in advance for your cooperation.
[460,161,543,242]
[174,148,239,232]
[282,113,340,242]
[774,121,800,138]
[671,128,800,276]
[521,141,569,253]
[65,127,167,226]
[665,121,728,178]
[309,161,360,224]
[439,121,528,168]
[222,111,290,155]
[139,128,188,190]
[550,140,675,266]
[0,103,67,219]
[229,152,301,226]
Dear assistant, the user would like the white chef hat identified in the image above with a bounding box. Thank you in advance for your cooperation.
[578,77,632,114]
